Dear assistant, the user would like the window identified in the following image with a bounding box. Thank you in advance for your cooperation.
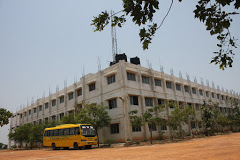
[176,84,181,91]
[60,113,64,120]
[192,88,196,94]
[169,102,174,109]
[166,81,172,89]
[107,75,116,84]
[179,102,184,109]
[184,86,189,93]
[199,90,203,96]
[39,105,42,112]
[127,72,136,81]
[52,116,56,121]
[70,128,76,135]
[45,118,48,122]
[195,104,200,110]
[161,123,167,130]
[77,88,82,96]
[52,100,56,107]
[54,130,59,136]
[221,95,224,100]
[132,126,141,132]
[44,130,48,136]
[89,83,96,91]
[64,128,70,135]
[68,92,74,100]
[148,123,157,131]
[155,79,162,86]
[49,130,54,136]
[198,121,202,128]
[191,121,196,129]
[29,110,31,115]
[111,124,119,134]
[45,103,49,109]
[217,94,220,99]
[158,99,164,105]
[142,76,150,84]
[212,93,215,98]
[145,98,153,107]
[130,96,138,105]
[24,112,26,117]
[109,99,117,109]
[206,92,209,97]
[59,129,64,136]
[220,107,223,113]
[188,103,192,109]
[34,108,37,113]
[59,96,64,103]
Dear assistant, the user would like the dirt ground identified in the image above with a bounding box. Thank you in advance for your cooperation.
[1,133,240,160]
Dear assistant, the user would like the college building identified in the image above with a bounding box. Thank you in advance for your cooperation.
[9,55,240,146]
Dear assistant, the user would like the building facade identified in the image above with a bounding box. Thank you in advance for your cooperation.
[9,60,240,147]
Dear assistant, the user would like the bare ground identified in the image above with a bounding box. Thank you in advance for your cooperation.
[1,133,240,160]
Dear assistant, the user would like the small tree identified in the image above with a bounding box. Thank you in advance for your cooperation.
[217,115,229,133]
[202,101,215,136]
[8,123,33,148]
[181,107,195,138]
[0,108,13,127]
[129,105,165,144]
[75,103,111,148]
[29,124,46,148]
[167,108,183,141]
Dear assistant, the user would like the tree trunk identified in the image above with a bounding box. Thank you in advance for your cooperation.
[150,129,153,145]
[170,129,174,142]
[216,123,219,135]
[188,121,193,138]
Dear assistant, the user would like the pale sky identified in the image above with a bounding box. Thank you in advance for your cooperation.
[0,0,239,145]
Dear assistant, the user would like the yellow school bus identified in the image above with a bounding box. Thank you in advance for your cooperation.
[43,124,97,149]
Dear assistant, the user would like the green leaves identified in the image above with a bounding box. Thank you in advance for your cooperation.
[75,103,111,130]
[60,113,76,124]
[75,103,111,147]
[92,0,239,69]
[112,15,126,27]
[0,108,13,127]
[123,0,159,26]
[194,0,239,70]
[91,11,110,32]
[139,23,158,50]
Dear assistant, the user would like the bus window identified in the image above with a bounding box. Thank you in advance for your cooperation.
[64,128,70,135]
[59,129,64,136]
[54,130,59,136]
[44,130,48,136]
[70,128,75,135]
[49,130,54,136]
[81,125,96,137]
[75,127,80,135]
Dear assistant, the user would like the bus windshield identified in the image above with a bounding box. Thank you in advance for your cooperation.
[81,125,96,137]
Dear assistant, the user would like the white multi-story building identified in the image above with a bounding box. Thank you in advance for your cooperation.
[9,58,240,147]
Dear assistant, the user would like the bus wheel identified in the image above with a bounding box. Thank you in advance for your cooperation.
[74,143,79,150]
[51,143,56,150]
[85,145,92,149]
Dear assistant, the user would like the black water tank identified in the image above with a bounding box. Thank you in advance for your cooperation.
[115,53,127,63]
[110,61,116,66]
[130,56,140,65]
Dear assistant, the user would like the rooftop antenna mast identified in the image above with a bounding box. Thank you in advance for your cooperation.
[111,10,118,61]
